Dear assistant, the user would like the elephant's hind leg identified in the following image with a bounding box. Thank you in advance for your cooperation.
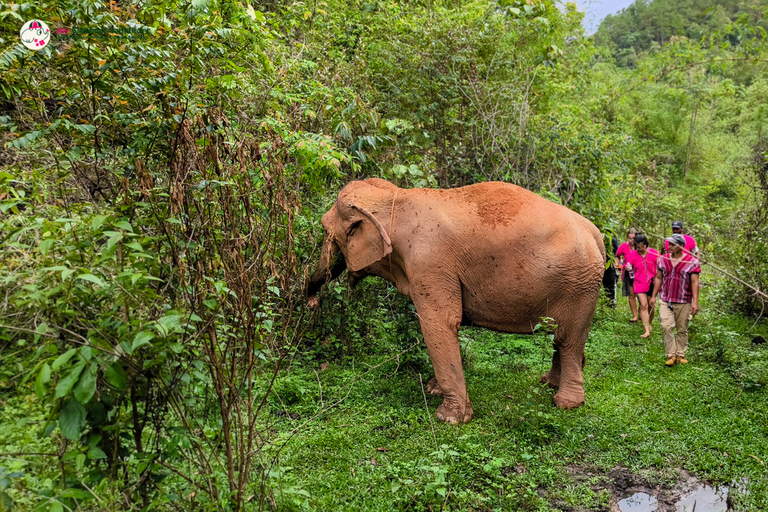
[426,377,444,396]
[551,324,588,409]
[540,347,561,389]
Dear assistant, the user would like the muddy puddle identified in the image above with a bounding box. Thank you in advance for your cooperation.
[617,483,730,512]
[557,466,748,512]
[617,491,657,511]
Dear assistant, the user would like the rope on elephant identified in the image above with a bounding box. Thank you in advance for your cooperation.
[388,189,400,270]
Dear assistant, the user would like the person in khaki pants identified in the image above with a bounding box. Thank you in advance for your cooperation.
[649,234,701,366]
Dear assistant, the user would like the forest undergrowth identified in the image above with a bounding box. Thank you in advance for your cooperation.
[2,276,767,511]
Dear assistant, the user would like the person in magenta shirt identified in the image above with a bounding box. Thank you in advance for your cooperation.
[625,233,660,338]
[663,220,698,256]
[615,228,638,322]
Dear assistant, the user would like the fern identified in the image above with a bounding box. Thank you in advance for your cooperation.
[0,43,26,69]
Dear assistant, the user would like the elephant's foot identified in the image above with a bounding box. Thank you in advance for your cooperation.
[425,377,444,396]
[553,389,585,409]
[540,371,560,389]
[435,400,473,425]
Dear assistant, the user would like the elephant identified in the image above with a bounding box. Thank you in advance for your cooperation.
[306,178,606,424]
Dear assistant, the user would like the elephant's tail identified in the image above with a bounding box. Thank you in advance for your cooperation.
[587,223,607,277]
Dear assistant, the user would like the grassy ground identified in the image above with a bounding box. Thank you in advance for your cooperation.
[1,283,766,511]
[271,288,768,511]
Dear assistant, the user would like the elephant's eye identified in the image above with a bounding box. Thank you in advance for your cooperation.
[346,220,362,239]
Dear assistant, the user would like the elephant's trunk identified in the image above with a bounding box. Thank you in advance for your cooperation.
[306,236,346,306]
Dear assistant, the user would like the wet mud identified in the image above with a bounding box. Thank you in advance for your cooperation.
[547,466,747,512]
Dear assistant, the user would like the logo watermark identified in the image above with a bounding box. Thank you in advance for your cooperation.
[55,26,151,40]
[20,20,50,50]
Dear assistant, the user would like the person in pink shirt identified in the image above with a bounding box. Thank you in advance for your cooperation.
[625,234,660,338]
[663,220,698,256]
[615,228,638,322]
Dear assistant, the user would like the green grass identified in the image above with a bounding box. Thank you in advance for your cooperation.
[269,294,768,511]
[1,287,766,511]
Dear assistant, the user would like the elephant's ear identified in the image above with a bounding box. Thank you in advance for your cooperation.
[345,203,392,272]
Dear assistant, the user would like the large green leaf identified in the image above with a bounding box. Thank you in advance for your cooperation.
[39,238,55,255]
[114,220,133,232]
[35,363,51,399]
[91,215,108,231]
[156,314,181,337]
[0,490,12,511]
[105,362,127,390]
[132,331,155,352]
[59,398,86,441]
[88,447,107,460]
[73,365,96,404]
[51,348,76,370]
[55,362,85,398]
[76,274,105,287]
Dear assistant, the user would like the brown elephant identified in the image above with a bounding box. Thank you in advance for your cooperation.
[306,178,605,424]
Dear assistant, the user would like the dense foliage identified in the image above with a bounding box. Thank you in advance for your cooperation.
[594,0,767,67]
[0,0,766,509]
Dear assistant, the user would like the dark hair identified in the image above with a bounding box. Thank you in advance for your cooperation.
[626,227,637,237]
[634,233,648,247]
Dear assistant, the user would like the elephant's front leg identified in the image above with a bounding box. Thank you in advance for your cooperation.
[413,292,473,425]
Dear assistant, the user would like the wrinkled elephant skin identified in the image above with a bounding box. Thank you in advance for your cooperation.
[306,178,605,424]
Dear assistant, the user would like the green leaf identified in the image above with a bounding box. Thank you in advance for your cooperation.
[73,366,96,404]
[75,124,96,133]
[156,315,181,337]
[51,349,77,370]
[114,220,133,232]
[76,273,104,287]
[0,491,13,511]
[91,215,108,231]
[59,398,86,440]
[35,363,51,399]
[132,331,154,352]
[105,362,127,390]
[88,447,107,460]
[55,362,85,398]
[106,232,123,250]
[41,266,68,272]
[39,238,55,255]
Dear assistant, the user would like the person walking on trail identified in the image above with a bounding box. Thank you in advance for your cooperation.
[663,220,698,256]
[616,228,638,322]
[649,234,701,367]
[625,234,659,339]
[602,233,620,308]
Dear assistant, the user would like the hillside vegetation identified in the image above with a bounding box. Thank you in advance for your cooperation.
[594,0,767,66]
[0,0,766,510]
